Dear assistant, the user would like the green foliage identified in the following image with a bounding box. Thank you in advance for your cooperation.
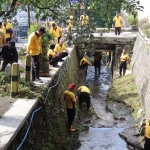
[18,48,26,62]
[0,72,11,86]
[127,12,138,26]
[27,24,54,60]
[0,73,45,99]
[139,18,150,38]
[107,74,142,118]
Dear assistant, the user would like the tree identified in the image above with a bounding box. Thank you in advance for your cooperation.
[0,0,143,20]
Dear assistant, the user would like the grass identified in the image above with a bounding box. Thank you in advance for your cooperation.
[107,74,142,118]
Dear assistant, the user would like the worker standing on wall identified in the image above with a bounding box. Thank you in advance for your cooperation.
[2,17,14,43]
[80,11,89,26]
[113,12,122,35]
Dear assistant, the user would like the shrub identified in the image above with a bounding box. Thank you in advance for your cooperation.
[139,18,150,38]
[139,18,150,29]
[146,28,150,38]
[127,14,138,26]
[0,72,11,86]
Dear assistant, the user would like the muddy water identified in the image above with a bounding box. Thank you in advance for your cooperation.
[78,66,135,150]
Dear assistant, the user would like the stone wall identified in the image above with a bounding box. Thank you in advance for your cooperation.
[7,46,85,150]
[131,33,150,117]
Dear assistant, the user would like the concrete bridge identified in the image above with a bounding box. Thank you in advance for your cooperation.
[73,28,137,52]
[71,28,138,76]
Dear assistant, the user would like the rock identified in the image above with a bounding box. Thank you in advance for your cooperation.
[119,127,144,150]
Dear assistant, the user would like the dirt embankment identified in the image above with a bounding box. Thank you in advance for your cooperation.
[107,74,145,149]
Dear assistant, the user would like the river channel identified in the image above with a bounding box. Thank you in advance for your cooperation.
[77,66,136,150]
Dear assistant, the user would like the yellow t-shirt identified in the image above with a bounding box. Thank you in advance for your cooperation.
[54,44,67,53]
[80,15,89,25]
[77,86,90,94]
[70,15,74,19]
[0,31,5,47]
[113,16,122,27]
[50,26,61,38]
[0,28,5,33]
[64,90,76,109]
[68,22,73,30]
[80,57,88,66]
[145,120,150,138]
[47,49,56,59]
[107,52,111,56]
[2,22,13,38]
[120,53,129,62]
[27,32,42,56]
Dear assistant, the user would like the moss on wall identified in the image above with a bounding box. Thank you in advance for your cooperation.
[7,46,85,150]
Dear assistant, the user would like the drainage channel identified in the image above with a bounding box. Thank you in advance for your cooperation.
[77,66,135,150]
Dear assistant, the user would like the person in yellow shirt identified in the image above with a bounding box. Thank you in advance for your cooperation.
[0,22,6,65]
[80,12,89,26]
[0,22,6,47]
[50,23,62,43]
[64,83,78,132]
[143,116,150,150]
[49,20,55,29]
[70,15,74,20]
[0,22,5,34]
[119,49,130,77]
[54,38,69,61]
[2,17,14,43]
[80,55,92,69]
[77,85,91,110]
[26,27,46,83]
[47,44,61,68]
[113,13,122,35]
[68,18,74,31]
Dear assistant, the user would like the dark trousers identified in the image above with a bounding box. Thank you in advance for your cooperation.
[115,27,121,35]
[58,37,61,43]
[49,55,61,66]
[31,55,40,81]
[79,92,90,110]
[144,137,150,150]
[60,51,68,59]
[0,59,14,71]
[6,37,11,43]
[119,61,126,76]
[94,60,101,74]
[66,108,76,128]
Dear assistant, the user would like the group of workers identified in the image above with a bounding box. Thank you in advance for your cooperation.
[0,12,150,150]
[0,16,18,71]
[79,49,130,77]
[64,83,91,132]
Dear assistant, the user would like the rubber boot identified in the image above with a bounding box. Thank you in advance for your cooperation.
[68,126,76,132]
